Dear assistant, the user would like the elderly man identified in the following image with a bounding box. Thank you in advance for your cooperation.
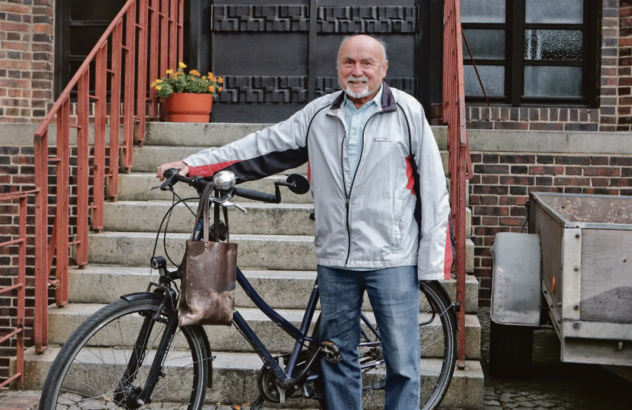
[157,34,451,410]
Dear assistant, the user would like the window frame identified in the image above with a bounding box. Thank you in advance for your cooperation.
[462,0,598,107]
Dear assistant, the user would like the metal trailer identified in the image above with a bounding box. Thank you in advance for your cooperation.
[490,192,632,379]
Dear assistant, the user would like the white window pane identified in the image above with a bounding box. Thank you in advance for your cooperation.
[465,65,505,97]
[461,0,506,23]
[525,30,583,61]
[524,66,582,98]
[463,29,505,60]
[526,0,583,24]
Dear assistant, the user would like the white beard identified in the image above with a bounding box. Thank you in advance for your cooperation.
[343,75,377,99]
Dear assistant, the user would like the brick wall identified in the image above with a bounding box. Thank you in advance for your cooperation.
[470,149,632,306]
[0,0,55,123]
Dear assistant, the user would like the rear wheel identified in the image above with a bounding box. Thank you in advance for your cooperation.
[315,280,457,410]
[39,296,210,410]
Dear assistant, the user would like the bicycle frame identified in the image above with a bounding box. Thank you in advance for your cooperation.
[232,266,384,386]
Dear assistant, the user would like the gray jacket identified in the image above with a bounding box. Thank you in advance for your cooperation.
[184,84,452,280]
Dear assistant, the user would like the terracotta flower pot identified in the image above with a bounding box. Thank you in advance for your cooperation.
[166,93,213,122]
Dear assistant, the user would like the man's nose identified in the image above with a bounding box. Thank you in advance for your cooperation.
[351,62,363,76]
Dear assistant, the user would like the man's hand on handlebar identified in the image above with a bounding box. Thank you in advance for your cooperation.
[156,161,189,181]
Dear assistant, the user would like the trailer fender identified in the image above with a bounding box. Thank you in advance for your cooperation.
[490,232,542,326]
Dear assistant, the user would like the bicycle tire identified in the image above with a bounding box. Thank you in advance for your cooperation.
[315,280,457,410]
[39,296,210,410]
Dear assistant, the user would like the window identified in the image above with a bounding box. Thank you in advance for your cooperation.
[461,0,597,106]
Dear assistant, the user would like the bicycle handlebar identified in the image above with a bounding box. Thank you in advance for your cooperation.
[161,168,281,204]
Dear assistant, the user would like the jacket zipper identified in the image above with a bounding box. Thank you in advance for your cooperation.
[344,111,382,266]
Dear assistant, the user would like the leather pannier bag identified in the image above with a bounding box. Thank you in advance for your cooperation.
[179,182,237,326]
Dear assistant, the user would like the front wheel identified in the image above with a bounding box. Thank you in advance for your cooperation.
[315,280,457,410]
[39,296,210,410]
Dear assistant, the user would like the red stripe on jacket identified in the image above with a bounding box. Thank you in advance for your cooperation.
[307,161,311,183]
[405,155,415,195]
[188,160,240,178]
[444,218,454,280]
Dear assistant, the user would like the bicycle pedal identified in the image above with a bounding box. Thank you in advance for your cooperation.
[320,341,341,364]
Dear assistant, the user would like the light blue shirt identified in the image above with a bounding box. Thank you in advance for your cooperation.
[343,86,383,181]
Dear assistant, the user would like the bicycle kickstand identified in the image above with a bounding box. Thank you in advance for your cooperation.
[250,394,265,410]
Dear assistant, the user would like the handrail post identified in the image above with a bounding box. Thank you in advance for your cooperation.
[109,21,124,201]
[93,44,108,233]
[122,1,138,172]
[136,0,149,146]
[148,0,160,118]
[169,0,178,69]
[178,0,184,62]
[34,131,49,353]
[56,101,70,307]
[16,195,27,388]
[77,71,90,267]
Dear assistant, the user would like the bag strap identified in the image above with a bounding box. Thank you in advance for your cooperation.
[191,181,215,242]
[191,181,231,243]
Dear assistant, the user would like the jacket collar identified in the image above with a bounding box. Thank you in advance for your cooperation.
[330,81,396,113]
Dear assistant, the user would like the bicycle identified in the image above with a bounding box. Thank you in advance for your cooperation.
[39,168,458,410]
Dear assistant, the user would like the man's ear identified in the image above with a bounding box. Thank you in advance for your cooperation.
[382,60,389,79]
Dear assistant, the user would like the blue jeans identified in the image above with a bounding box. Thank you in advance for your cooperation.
[317,265,420,410]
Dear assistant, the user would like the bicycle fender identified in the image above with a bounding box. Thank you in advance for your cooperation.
[120,292,166,302]
[422,280,451,304]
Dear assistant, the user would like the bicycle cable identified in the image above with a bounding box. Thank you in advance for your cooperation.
[150,190,199,268]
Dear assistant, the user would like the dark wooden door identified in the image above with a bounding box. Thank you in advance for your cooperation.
[190,0,432,123]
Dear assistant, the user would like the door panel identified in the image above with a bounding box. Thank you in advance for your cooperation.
[203,0,428,123]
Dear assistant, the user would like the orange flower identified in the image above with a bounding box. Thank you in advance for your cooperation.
[190,69,200,77]
[208,85,215,93]
[218,76,223,84]
[218,87,223,93]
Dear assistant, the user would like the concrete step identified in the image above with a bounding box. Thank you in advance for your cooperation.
[132,145,309,175]
[103,200,470,238]
[103,201,315,236]
[88,232,316,270]
[68,266,479,313]
[131,144,449,177]
[20,346,482,409]
[140,123,449,174]
[46,303,481,359]
[144,122,449,150]
[117,173,313,203]
[86,232,475,272]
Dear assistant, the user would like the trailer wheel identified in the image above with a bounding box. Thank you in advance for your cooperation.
[489,321,534,378]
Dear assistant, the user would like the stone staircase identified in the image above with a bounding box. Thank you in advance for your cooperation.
[19,123,483,408]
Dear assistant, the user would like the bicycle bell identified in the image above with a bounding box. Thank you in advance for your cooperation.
[213,170,236,192]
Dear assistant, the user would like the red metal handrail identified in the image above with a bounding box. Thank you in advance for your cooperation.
[33,0,184,353]
[443,0,474,369]
[0,189,38,390]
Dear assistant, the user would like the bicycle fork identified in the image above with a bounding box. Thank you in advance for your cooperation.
[114,298,179,408]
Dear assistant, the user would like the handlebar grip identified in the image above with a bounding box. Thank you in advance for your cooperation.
[233,187,279,203]
[164,168,180,179]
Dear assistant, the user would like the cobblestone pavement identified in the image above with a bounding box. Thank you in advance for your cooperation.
[3,310,632,409]
[479,308,632,410]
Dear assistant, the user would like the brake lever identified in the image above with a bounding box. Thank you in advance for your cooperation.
[221,200,247,214]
